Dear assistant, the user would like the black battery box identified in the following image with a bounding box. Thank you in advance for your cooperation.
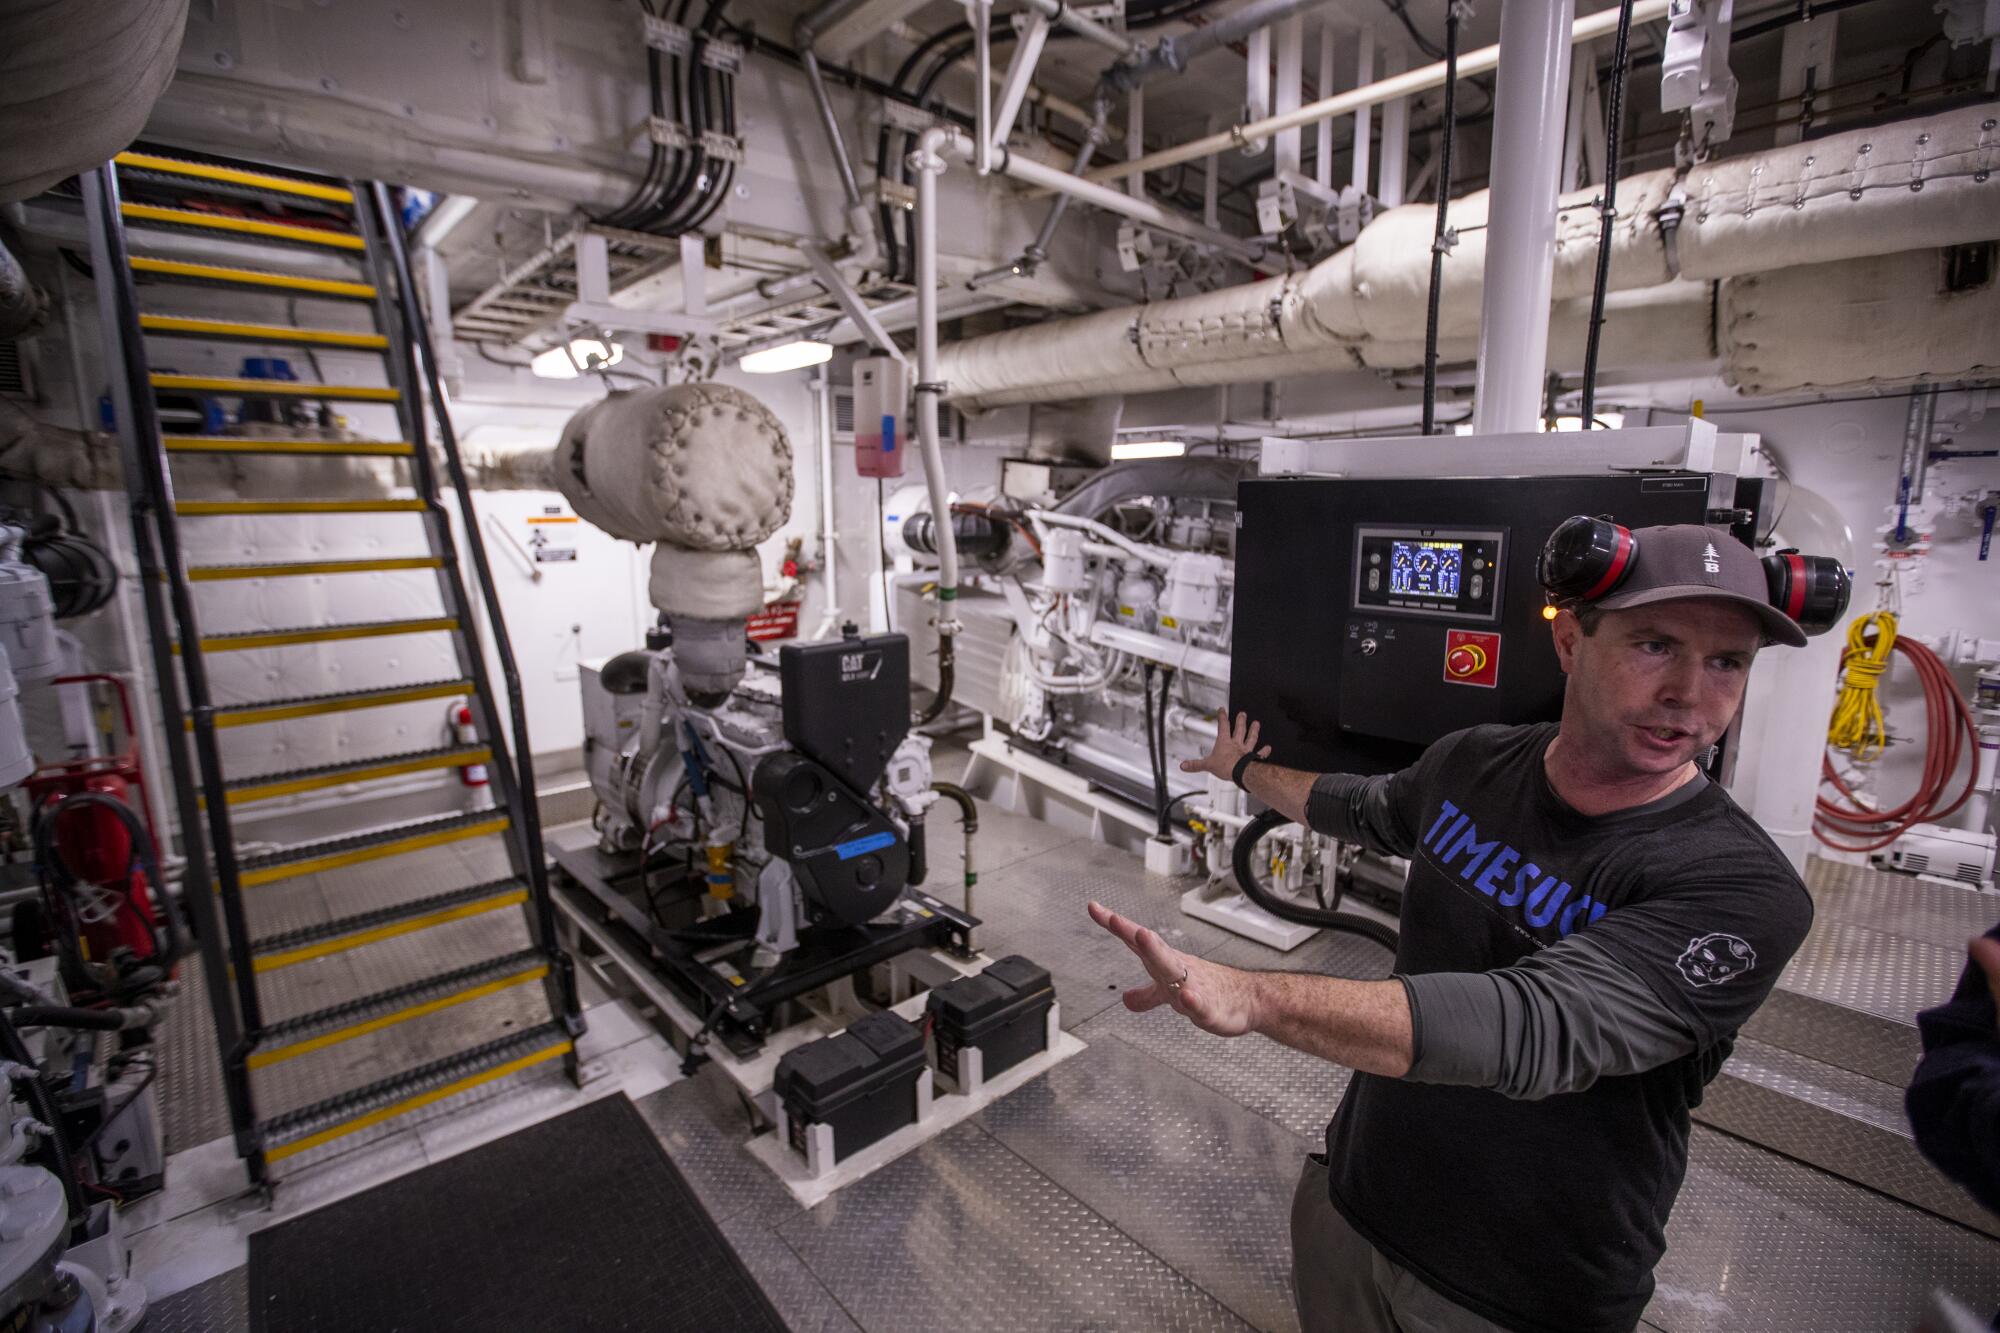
[925,955,1055,1085]
[775,1011,926,1160]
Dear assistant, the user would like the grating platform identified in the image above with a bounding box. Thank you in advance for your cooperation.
[1698,857,1997,1234]
[139,774,2000,1331]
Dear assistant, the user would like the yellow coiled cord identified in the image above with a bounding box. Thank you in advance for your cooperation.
[1827,611,1897,761]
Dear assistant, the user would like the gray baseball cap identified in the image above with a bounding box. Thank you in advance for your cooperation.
[1594,524,1806,647]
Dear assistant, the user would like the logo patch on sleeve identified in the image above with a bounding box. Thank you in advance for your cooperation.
[1676,933,1757,987]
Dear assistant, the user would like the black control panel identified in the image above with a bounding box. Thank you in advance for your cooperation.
[1230,472,1745,776]
[1352,526,1504,621]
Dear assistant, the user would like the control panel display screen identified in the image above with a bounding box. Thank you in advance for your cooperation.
[1390,540,1463,599]
[1353,526,1504,621]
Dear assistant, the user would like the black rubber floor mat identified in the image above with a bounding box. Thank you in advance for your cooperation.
[248,1093,785,1332]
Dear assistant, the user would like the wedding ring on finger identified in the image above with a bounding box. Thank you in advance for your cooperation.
[1167,966,1188,994]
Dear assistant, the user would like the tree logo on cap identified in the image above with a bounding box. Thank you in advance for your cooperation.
[1702,542,1721,576]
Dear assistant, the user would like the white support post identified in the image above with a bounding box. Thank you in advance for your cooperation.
[1562,37,1591,191]
[1315,21,1338,190]
[992,13,1053,151]
[1204,113,1222,227]
[1350,24,1375,194]
[679,231,707,316]
[1580,44,1606,186]
[1472,0,1578,434]
[1377,50,1408,206]
[1127,85,1146,198]
[1273,15,1306,179]
[576,231,612,305]
[1244,25,1273,154]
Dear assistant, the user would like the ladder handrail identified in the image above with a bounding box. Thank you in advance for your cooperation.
[364,183,580,1035]
[79,164,267,1166]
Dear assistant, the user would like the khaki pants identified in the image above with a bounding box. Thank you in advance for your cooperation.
[1289,1154,1515,1333]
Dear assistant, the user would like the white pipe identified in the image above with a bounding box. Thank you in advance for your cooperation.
[1378,51,1408,206]
[985,139,1264,260]
[813,373,841,636]
[1090,620,1232,682]
[1274,17,1304,179]
[913,129,963,630]
[1351,25,1375,194]
[1473,0,1577,434]
[991,13,1052,152]
[1085,0,1671,187]
[1316,23,1337,192]
[1031,511,1173,567]
[973,0,994,176]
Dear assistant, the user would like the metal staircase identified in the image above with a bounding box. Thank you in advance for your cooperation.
[79,151,584,1186]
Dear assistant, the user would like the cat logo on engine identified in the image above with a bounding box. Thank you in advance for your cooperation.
[841,652,880,682]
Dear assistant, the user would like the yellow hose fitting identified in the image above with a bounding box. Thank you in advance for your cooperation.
[705,843,735,899]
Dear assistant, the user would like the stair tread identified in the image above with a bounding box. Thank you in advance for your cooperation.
[114,151,354,204]
[251,877,527,956]
[164,434,411,455]
[225,743,488,792]
[257,1021,570,1156]
[210,677,471,718]
[239,808,508,873]
[1720,1036,1911,1138]
[258,947,546,1046]
[151,372,398,401]
[189,556,438,578]
[120,201,366,251]
[128,256,377,300]
[139,314,387,349]
[197,616,458,650]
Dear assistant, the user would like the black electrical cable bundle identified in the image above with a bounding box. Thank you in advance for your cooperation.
[1141,664,1176,838]
[1230,809,1400,951]
[593,0,737,237]
[1419,3,1461,436]
[1578,0,1636,429]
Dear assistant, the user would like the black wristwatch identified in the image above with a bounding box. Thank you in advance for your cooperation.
[1231,751,1258,790]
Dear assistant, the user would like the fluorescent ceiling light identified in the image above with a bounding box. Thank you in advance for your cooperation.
[530,338,623,380]
[739,340,834,374]
[1111,439,1186,460]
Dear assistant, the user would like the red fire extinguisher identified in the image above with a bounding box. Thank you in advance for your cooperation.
[452,702,489,787]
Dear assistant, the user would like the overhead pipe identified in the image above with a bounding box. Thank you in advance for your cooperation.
[970,97,1111,286]
[982,136,1265,261]
[1085,0,1673,186]
[1472,0,1578,433]
[1104,0,1328,89]
[912,128,964,723]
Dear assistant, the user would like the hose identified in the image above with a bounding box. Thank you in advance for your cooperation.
[929,782,979,918]
[1814,620,1979,853]
[1419,3,1462,436]
[908,814,929,885]
[1578,0,1636,428]
[9,1006,125,1032]
[1230,809,1400,952]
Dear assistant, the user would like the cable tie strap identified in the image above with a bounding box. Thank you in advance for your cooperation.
[1432,226,1459,256]
[916,381,949,395]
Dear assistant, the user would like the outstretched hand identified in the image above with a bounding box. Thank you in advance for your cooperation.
[1181,712,1272,782]
[1087,901,1259,1038]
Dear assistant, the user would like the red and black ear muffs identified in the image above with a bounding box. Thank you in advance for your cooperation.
[1761,549,1851,637]
[1537,515,1637,605]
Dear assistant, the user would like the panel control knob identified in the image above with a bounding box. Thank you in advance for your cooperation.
[1359,637,1379,656]
[1446,643,1488,677]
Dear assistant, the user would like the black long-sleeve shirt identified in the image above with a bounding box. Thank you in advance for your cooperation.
[1301,722,1813,1333]
[1906,922,2000,1218]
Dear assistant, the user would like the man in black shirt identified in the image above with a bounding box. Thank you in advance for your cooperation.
[1089,523,1818,1333]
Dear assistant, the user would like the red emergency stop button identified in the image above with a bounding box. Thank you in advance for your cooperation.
[1444,630,1501,688]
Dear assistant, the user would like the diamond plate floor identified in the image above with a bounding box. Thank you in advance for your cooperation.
[134,777,2000,1331]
